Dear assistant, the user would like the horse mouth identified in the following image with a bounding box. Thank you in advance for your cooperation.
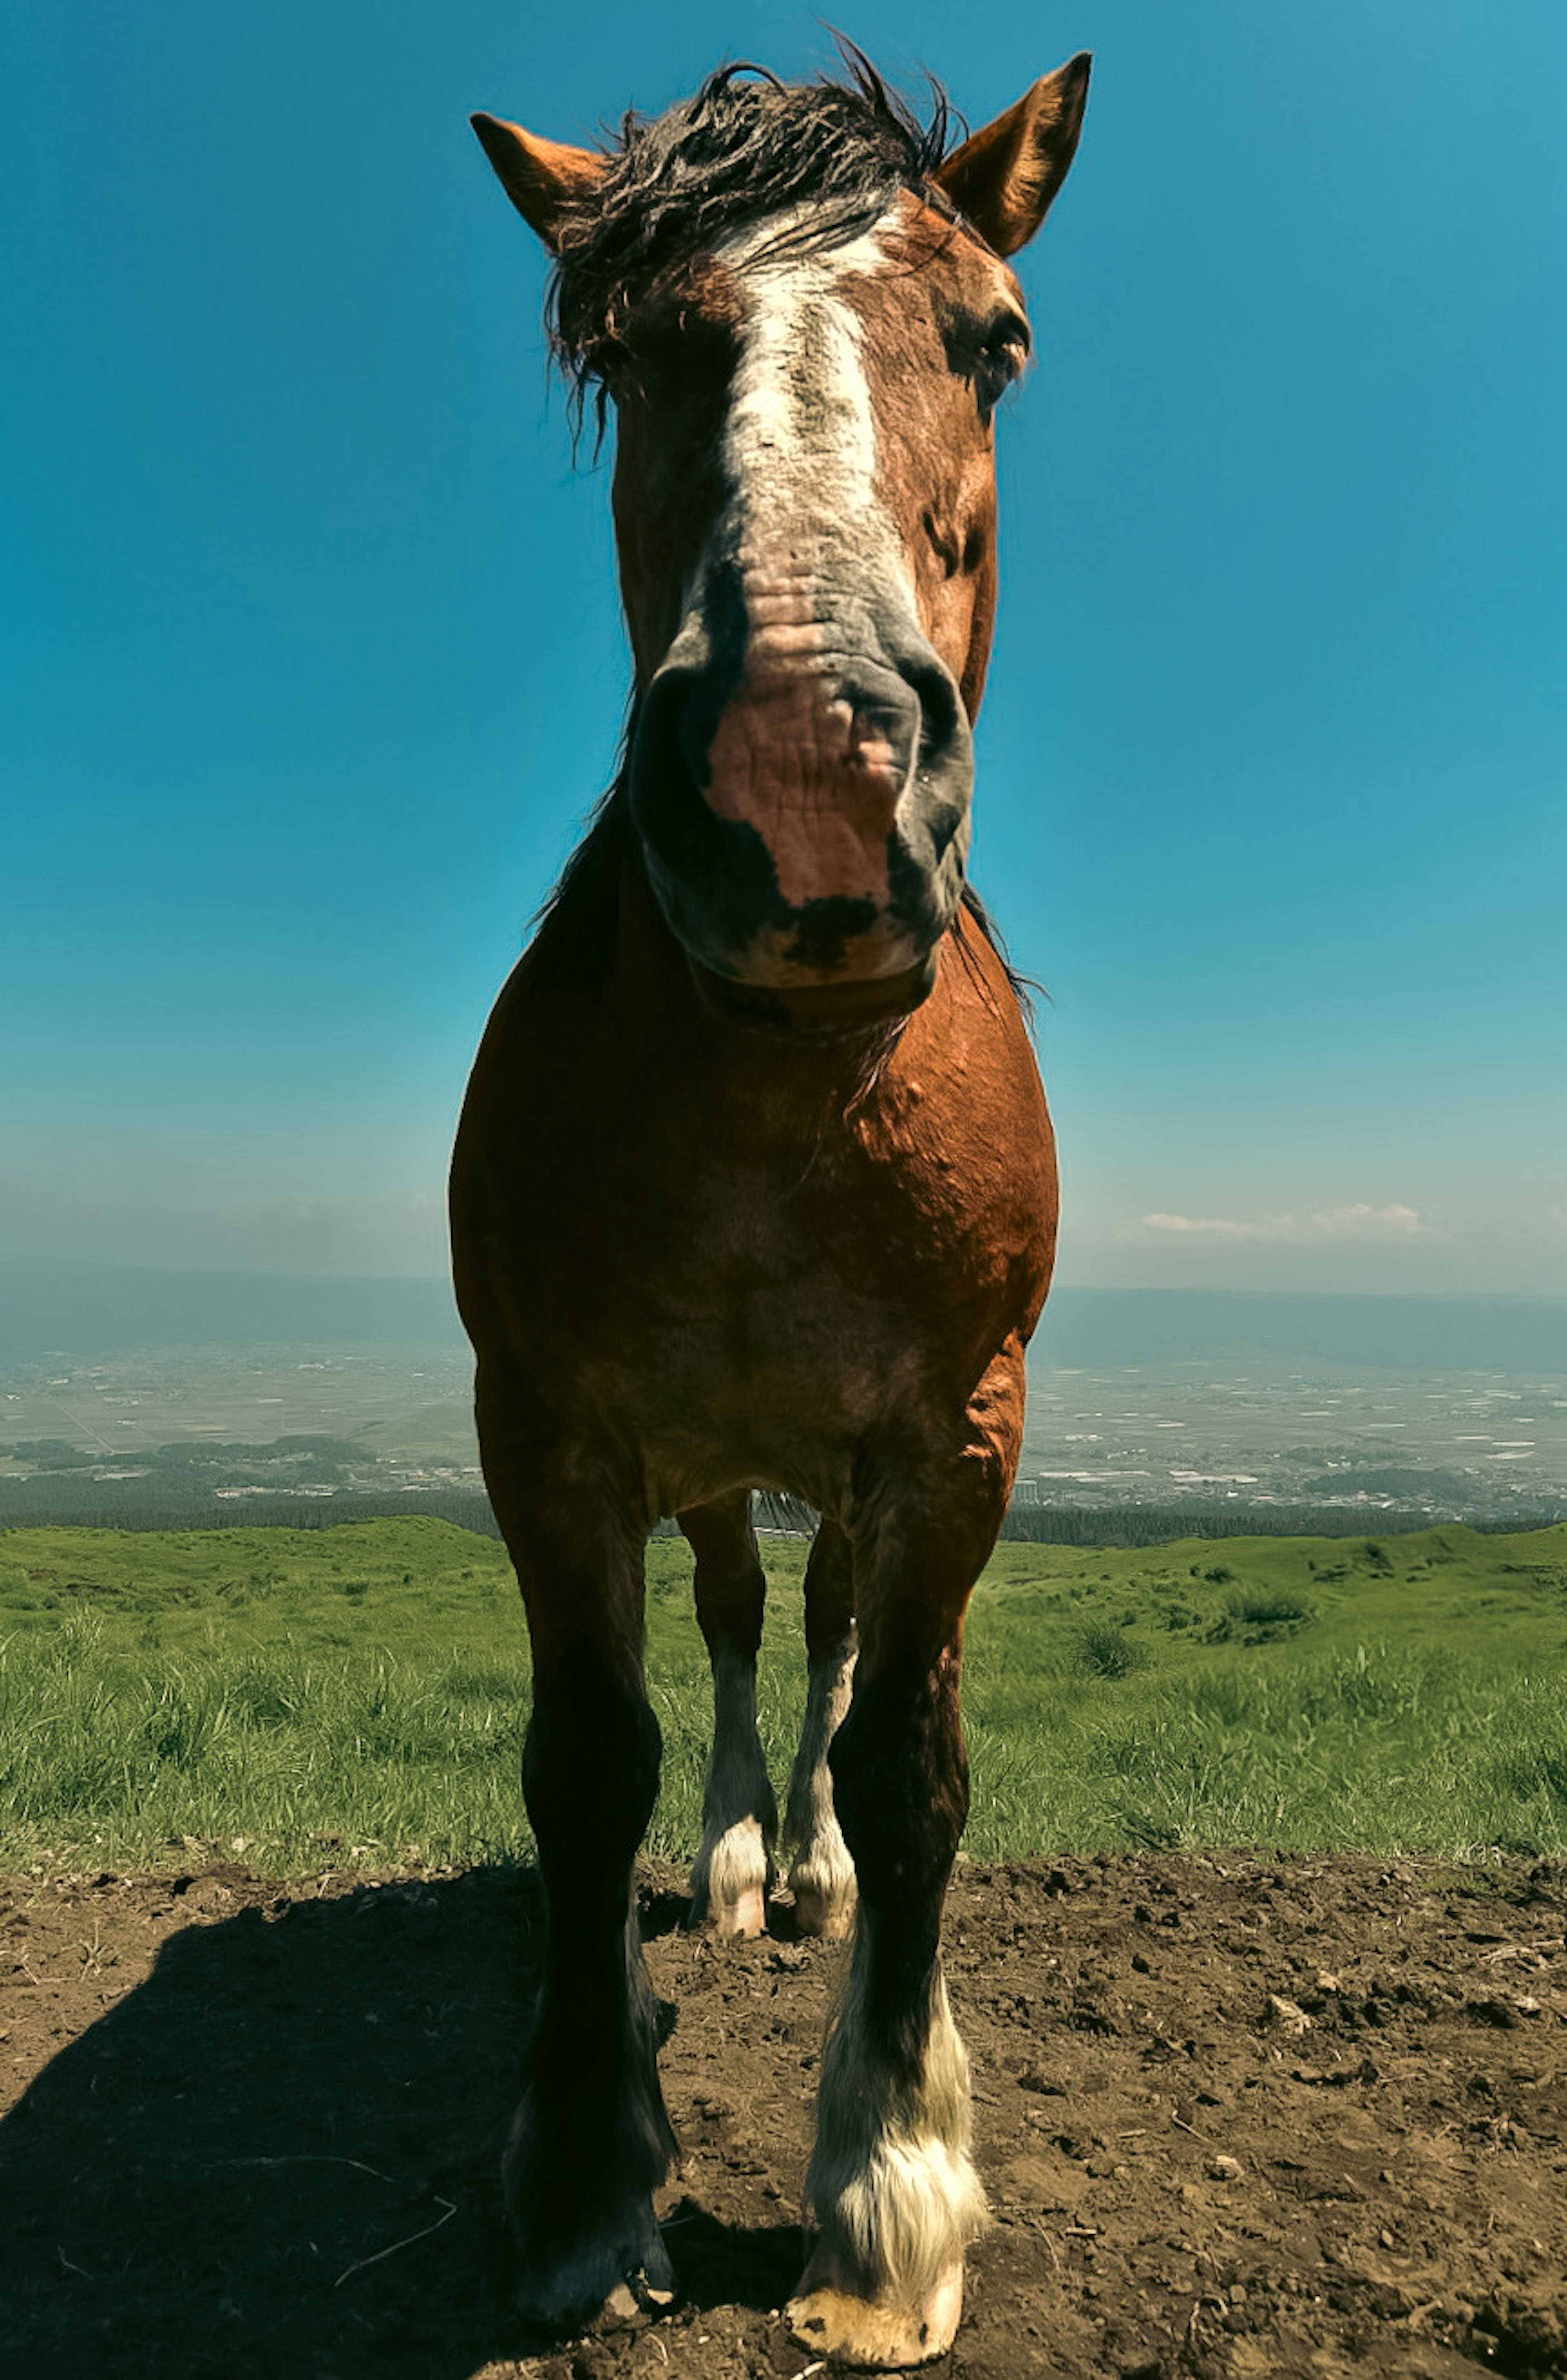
[687,950,939,1036]
[628,621,974,1007]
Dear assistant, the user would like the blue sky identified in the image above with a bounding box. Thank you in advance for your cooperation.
[5,0,1564,1294]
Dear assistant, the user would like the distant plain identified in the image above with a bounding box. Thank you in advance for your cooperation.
[4,1336,1564,1533]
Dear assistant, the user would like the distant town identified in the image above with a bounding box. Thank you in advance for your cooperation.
[2,1323,1562,1540]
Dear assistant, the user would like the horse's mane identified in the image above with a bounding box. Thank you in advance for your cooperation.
[547,44,956,432]
[523,780,635,990]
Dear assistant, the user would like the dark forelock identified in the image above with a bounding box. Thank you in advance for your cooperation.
[547,49,954,416]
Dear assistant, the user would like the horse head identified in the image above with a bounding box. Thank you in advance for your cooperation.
[475,53,1088,1030]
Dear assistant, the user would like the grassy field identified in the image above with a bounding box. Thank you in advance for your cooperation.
[2,1517,1565,1873]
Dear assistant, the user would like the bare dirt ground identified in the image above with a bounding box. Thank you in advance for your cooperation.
[2,1851,1563,2379]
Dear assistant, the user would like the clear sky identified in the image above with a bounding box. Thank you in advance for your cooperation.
[5,1,1564,1295]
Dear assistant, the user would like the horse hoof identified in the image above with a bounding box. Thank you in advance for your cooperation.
[786,2250,963,2368]
[597,2269,677,2329]
[699,1882,768,1938]
[516,2227,676,2334]
[690,1818,773,1938]
[790,1882,855,1940]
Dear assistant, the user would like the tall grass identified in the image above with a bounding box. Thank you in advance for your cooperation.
[0,1607,532,1870]
[2,1516,1564,1872]
[962,1651,1567,1859]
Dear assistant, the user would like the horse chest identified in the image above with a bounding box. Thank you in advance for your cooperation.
[556,1131,1034,1499]
[458,948,1052,1449]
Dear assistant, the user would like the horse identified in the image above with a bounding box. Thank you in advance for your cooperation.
[451,47,1089,2368]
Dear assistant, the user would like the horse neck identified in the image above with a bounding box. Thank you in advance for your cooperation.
[612,831,903,1122]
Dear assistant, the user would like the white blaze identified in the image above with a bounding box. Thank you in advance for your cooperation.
[713,217,911,616]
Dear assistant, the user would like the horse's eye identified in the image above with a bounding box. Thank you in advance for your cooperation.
[970,311,1031,412]
[608,308,735,400]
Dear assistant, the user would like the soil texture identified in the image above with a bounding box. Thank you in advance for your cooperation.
[2,1852,1564,2378]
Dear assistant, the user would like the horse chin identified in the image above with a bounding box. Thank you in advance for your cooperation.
[687,951,939,1038]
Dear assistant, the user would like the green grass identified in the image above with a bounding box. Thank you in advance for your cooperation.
[2,1517,1565,1873]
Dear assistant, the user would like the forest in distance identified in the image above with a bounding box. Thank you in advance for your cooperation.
[1,1464,1562,1548]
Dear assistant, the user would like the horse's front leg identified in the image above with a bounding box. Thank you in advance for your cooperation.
[681,1490,776,1936]
[787,1352,1024,2369]
[486,1433,677,2328]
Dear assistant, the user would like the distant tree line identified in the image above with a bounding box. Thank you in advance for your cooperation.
[0,1480,503,1536]
[996,1502,1564,1545]
[1,1474,1559,1545]
[755,1493,1564,1546]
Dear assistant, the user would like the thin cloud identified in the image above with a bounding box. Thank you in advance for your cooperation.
[1143,1203,1438,1244]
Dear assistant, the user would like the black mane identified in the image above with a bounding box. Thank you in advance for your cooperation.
[548,45,955,420]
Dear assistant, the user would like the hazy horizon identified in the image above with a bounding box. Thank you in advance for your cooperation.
[4,1258,1565,1376]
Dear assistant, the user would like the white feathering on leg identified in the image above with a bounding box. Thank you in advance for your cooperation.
[785,1631,858,1936]
[802,1926,988,2313]
[690,1642,775,1933]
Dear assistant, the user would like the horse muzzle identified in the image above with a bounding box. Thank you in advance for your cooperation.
[628,604,973,1007]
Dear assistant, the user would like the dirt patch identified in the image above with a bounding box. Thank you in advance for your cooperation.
[2,1852,1564,2378]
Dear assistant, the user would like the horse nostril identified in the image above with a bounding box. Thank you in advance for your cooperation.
[901,653,967,764]
[846,680,920,778]
[635,663,724,800]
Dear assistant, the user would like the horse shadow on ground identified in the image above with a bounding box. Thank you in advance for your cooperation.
[0,1867,803,2380]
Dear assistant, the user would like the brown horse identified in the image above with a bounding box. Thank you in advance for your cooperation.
[452,48,1088,2368]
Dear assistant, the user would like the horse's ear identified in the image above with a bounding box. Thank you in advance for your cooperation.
[935,54,1091,257]
[471,113,606,251]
